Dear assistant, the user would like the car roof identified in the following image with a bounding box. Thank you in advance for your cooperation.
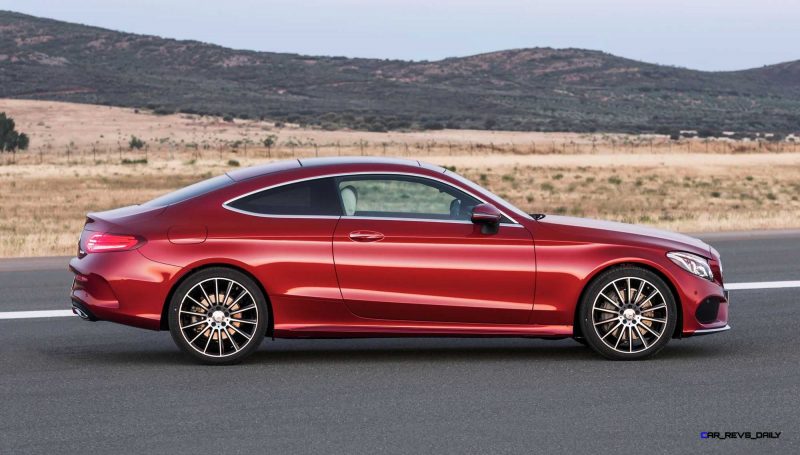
[299,156,421,168]
[226,156,444,182]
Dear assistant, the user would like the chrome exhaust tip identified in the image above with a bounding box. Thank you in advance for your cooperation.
[72,305,90,320]
[71,300,97,321]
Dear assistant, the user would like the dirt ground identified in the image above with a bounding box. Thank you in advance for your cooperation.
[1,99,798,257]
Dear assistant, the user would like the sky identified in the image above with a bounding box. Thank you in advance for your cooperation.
[2,0,798,71]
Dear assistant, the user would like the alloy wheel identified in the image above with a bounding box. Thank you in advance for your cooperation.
[590,277,669,354]
[177,277,259,358]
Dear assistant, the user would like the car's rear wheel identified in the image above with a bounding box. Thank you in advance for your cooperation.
[579,266,676,360]
[168,268,268,365]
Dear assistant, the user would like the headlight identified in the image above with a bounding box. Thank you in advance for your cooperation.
[667,251,714,281]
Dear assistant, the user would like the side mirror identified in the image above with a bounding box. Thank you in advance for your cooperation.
[471,203,502,234]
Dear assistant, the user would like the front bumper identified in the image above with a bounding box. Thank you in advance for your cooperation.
[691,324,731,336]
[678,277,730,336]
[685,289,730,336]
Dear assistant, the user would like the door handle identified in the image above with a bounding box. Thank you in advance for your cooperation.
[348,230,385,242]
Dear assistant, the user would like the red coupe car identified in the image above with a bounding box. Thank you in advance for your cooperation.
[70,157,729,364]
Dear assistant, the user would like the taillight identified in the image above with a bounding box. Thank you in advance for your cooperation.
[84,233,144,253]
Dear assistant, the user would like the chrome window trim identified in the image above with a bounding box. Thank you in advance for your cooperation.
[221,205,341,220]
[342,215,524,228]
[222,171,522,225]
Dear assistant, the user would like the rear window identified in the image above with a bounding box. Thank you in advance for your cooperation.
[143,174,233,207]
[226,178,341,216]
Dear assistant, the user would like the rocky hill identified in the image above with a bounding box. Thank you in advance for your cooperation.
[1,10,798,133]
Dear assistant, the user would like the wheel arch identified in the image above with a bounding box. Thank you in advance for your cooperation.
[572,261,683,340]
[160,262,274,336]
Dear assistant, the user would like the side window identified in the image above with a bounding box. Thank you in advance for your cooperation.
[336,175,480,221]
[227,178,342,216]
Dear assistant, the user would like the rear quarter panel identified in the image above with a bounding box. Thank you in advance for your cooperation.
[135,172,345,329]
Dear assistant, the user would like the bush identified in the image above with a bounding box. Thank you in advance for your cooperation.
[128,135,145,150]
[0,113,30,153]
[121,158,148,165]
[227,159,240,167]
[262,135,278,151]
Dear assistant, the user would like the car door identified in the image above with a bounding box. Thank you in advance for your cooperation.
[332,174,536,324]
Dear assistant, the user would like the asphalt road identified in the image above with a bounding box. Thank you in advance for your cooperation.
[1,233,799,454]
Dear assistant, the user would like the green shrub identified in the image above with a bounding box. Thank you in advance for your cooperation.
[128,135,145,150]
[121,158,148,165]
[0,113,30,153]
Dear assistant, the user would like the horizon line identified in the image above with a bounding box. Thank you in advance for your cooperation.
[2,9,797,73]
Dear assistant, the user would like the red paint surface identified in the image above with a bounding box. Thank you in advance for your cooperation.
[70,158,728,337]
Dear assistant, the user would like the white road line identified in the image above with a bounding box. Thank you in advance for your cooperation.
[0,281,798,320]
[724,281,800,290]
[0,310,74,320]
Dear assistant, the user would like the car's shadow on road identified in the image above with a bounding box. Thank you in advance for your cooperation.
[251,344,596,364]
[56,337,728,366]
[248,341,726,364]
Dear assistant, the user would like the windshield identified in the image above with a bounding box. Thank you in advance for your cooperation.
[143,174,234,207]
[445,170,532,222]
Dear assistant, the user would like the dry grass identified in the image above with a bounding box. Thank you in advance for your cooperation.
[1,99,799,257]
[4,99,799,162]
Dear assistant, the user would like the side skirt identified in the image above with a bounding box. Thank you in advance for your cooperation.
[273,323,573,339]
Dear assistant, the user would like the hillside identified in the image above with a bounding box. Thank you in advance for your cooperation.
[1,10,799,133]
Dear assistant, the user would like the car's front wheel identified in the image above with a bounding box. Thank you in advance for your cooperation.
[579,266,677,360]
[168,267,268,365]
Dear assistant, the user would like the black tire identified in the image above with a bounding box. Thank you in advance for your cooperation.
[578,266,677,360]
[168,267,268,365]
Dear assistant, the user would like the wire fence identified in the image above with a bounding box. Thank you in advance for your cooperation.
[2,135,799,166]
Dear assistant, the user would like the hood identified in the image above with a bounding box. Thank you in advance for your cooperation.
[536,215,712,257]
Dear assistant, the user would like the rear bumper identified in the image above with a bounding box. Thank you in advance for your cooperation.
[69,250,180,330]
